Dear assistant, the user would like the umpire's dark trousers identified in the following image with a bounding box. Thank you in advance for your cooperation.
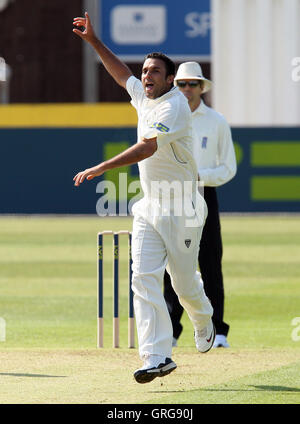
[164,186,229,339]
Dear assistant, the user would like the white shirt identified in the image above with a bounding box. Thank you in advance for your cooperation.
[192,101,237,187]
[126,76,198,199]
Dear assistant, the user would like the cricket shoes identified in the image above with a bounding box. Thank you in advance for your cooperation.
[213,334,230,348]
[134,357,177,384]
[194,319,216,353]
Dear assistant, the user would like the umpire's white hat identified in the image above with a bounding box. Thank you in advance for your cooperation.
[174,62,212,93]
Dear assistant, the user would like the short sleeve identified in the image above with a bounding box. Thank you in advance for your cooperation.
[126,76,144,110]
[147,98,191,149]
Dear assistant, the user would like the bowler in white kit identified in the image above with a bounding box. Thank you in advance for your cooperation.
[73,12,214,384]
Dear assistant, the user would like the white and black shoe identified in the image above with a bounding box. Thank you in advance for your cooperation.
[134,358,177,384]
[194,319,216,353]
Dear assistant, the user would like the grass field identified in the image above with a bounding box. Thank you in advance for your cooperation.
[0,215,299,404]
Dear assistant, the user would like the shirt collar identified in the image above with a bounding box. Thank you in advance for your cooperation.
[146,86,178,104]
[193,99,207,115]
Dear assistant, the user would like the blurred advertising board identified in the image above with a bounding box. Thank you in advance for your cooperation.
[99,0,211,61]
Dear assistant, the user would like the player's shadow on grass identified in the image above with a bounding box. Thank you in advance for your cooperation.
[150,385,300,396]
[199,385,300,393]
[251,385,300,392]
[0,372,67,378]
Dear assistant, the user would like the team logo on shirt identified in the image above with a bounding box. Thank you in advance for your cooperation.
[202,136,208,148]
[150,122,170,133]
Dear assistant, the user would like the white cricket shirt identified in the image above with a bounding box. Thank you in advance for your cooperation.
[192,101,237,187]
[126,76,198,199]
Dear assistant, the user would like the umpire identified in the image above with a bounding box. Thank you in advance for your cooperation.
[164,62,237,348]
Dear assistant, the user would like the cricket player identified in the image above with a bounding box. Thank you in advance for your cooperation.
[73,13,214,384]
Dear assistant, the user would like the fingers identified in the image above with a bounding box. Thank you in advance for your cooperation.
[73,14,86,39]
[73,171,90,186]
[73,19,86,28]
[73,12,93,41]
[73,16,86,34]
[73,20,85,27]
[73,12,89,26]
[73,172,82,187]
[72,28,84,38]
[73,163,102,187]
[73,18,86,30]
[73,12,89,20]
[85,11,91,25]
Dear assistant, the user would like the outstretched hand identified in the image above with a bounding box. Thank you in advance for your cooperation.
[73,12,96,43]
[73,165,104,187]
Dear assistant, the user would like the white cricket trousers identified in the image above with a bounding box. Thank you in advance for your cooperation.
[131,196,213,360]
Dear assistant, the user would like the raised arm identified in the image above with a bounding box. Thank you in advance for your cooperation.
[73,12,132,89]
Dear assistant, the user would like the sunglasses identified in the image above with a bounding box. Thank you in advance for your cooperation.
[177,81,200,88]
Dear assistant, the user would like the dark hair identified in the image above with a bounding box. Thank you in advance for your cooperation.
[145,52,175,78]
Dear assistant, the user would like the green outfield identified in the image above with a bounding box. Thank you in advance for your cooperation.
[0,215,299,404]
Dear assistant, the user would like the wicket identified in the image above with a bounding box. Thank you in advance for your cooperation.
[97,230,134,348]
